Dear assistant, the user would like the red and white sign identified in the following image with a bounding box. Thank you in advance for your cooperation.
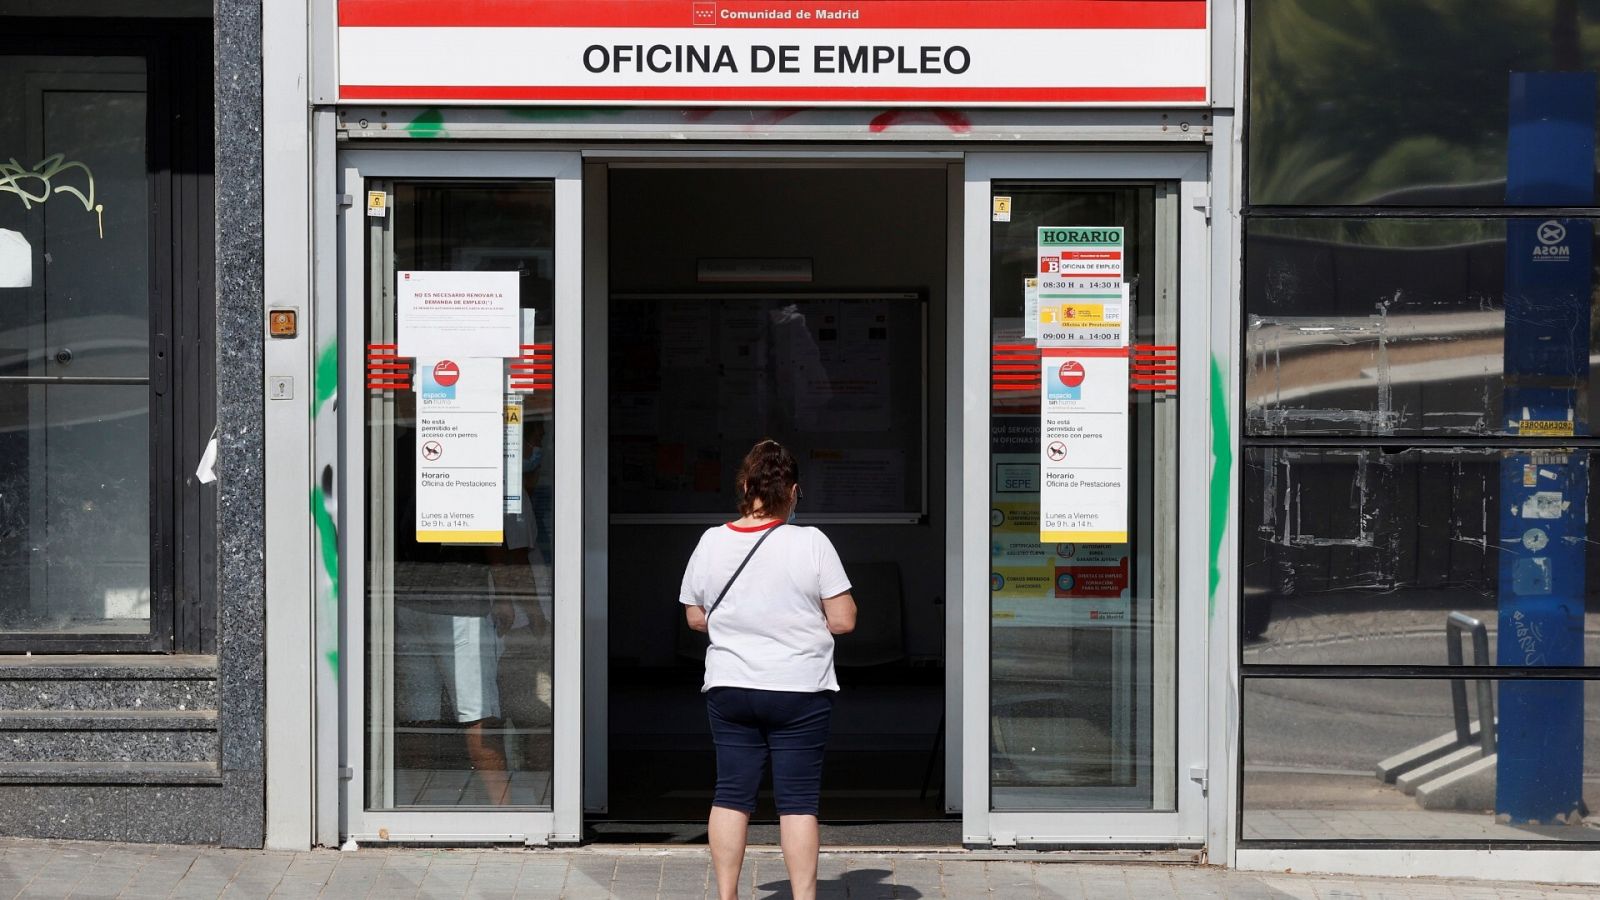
[337,1,1209,107]
[432,360,460,387]
[1057,360,1085,388]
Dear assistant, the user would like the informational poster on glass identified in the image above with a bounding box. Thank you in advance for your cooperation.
[1039,347,1130,543]
[1036,226,1130,543]
[990,416,1131,627]
[414,357,506,543]
[610,292,926,522]
[396,269,521,358]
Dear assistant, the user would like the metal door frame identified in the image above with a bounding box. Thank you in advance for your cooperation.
[337,149,584,845]
[960,151,1211,846]
[579,150,968,815]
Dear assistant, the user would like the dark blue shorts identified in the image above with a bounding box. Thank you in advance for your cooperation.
[705,687,835,816]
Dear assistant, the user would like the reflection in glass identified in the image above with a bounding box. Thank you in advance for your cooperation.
[1243,678,1600,841]
[1242,446,1600,662]
[0,385,149,633]
[0,57,152,637]
[1249,0,1600,206]
[1245,218,1600,437]
[366,183,556,809]
[987,184,1175,809]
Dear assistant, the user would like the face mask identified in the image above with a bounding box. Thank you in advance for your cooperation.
[787,492,799,523]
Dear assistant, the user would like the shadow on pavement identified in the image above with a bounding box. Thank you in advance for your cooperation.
[757,867,919,898]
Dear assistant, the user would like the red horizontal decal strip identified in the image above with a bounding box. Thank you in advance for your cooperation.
[993,384,1041,393]
[1040,346,1129,358]
[339,1,1206,30]
[340,84,1207,103]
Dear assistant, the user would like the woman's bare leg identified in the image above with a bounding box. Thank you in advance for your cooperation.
[708,805,751,900]
[778,814,820,900]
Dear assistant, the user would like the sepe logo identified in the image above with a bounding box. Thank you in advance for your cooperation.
[692,2,716,25]
[1048,359,1084,400]
[1534,220,1571,261]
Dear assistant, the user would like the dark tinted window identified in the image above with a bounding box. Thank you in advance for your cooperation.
[1242,446,1600,665]
[1245,217,1600,436]
[1249,0,1600,206]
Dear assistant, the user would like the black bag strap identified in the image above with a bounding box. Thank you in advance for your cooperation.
[706,524,781,619]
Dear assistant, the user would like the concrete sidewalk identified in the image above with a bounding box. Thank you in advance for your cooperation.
[1,840,1598,899]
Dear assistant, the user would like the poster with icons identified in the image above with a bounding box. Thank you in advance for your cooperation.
[1035,226,1130,546]
[414,355,505,544]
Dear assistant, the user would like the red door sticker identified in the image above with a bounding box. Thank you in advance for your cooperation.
[433,360,460,387]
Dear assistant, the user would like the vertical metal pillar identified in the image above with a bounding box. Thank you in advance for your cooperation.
[1496,71,1592,825]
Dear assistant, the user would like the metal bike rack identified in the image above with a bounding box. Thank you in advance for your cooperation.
[1446,611,1496,755]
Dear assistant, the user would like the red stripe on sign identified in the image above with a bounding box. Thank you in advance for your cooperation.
[1040,346,1130,358]
[339,84,1208,103]
[339,0,1207,30]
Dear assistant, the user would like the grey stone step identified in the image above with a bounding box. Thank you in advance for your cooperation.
[0,709,218,764]
[0,655,217,711]
[0,709,217,730]
[0,760,221,785]
[0,726,217,762]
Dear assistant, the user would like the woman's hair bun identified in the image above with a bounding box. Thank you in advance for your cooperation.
[736,439,799,518]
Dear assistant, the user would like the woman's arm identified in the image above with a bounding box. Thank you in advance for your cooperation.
[685,603,709,633]
[822,591,856,635]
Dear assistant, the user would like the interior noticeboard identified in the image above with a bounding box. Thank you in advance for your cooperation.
[609,292,926,522]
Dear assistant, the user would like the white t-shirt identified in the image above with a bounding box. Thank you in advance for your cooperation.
[679,522,852,693]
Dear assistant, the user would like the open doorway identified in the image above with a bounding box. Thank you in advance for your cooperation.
[599,166,953,843]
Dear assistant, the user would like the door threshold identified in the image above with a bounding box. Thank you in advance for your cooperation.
[556,844,1204,864]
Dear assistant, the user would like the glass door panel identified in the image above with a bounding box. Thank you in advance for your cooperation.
[963,153,1206,845]
[987,183,1173,811]
[341,151,581,844]
[365,182,557,810]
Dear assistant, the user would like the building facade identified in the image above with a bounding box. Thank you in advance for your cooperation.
[0,0,1595,883]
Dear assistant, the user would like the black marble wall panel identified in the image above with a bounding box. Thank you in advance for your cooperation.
[213,0,265,850]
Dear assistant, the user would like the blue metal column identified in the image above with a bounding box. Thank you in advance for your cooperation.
[1497,71,1593,824]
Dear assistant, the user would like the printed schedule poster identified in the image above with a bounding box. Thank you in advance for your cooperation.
[397,270,520,359]
[1035,226,1127,348]
[415,356,505,544]
[1038,348,1128,543]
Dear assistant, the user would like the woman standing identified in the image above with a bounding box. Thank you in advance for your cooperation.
[681,439,857,900]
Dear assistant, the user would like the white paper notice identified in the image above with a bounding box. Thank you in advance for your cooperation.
[415,356,504,543]
[1035,226,1130,544]
[0,229,30,288]
[1039,348,1129,543]
[397,270,520,358]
